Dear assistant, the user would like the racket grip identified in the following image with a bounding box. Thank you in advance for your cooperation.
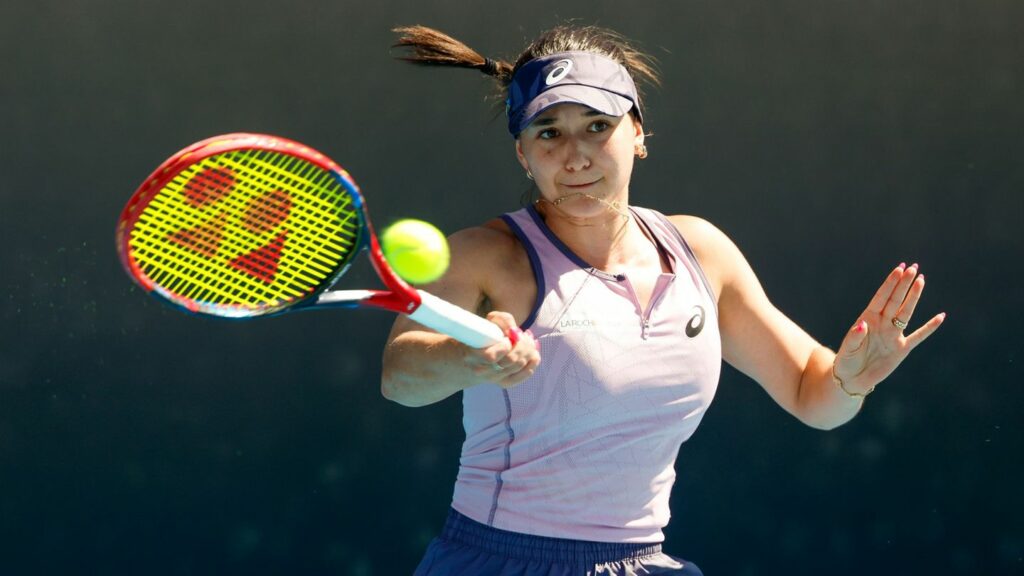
[409,290,507,348]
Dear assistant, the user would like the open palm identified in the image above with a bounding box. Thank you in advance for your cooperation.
[834,263,946,395]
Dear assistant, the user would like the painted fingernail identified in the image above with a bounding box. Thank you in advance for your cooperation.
[938,312,947,321]
[854,321,866,333]
[899,262,906,269]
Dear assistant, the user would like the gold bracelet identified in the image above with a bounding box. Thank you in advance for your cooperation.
[832,362,875,399]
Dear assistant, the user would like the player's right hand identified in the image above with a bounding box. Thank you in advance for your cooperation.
[464,311,541,388]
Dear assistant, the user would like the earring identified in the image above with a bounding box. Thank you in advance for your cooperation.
[635,144,648,159]
[526,169,534,180]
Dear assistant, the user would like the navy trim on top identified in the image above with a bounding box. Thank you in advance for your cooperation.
[525,204,623,282]
[630,207,678,275]
[487,388,515,526]
[650,210,720,312]
[501,213,544,331]
[526,204,591,269]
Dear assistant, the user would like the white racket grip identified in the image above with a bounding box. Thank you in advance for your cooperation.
[408,290,506,348]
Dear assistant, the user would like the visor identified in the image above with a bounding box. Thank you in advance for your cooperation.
[506,51,642,136]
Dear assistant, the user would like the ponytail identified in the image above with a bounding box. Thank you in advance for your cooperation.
[392,26,514,85]
[393,24,660,121]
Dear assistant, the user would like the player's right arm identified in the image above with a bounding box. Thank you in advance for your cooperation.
[380,223,540,407]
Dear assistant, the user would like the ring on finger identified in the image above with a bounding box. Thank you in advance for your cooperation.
[891,317,909,330]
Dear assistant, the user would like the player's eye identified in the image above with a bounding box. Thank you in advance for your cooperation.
[538,128,560,140]
[588,120,611,133]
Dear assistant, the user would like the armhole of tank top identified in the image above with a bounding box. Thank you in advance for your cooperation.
[630,207,676,274]
[500,213,545,331]
[647,209,720,313]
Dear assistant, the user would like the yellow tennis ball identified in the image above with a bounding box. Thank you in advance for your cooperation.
[381,219,450,284]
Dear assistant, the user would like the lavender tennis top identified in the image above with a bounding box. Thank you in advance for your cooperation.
[451,205,722,543]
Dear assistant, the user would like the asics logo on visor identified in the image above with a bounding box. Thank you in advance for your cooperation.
[545,59,573,85]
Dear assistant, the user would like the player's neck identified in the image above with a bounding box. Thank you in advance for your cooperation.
[536,201,650,271]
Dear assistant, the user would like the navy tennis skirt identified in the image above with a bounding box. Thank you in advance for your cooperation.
[414,509,704,576]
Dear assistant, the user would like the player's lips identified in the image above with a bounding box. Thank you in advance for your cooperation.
[560,178,602,189]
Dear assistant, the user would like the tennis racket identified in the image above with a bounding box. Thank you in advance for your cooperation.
[116,132,506,348]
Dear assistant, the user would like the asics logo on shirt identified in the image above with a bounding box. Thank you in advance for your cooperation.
[685,305,706,338]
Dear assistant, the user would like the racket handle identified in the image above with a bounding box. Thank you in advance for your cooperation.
[409,290,507,348]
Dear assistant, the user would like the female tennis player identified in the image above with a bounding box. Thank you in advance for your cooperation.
[381,24,945,575]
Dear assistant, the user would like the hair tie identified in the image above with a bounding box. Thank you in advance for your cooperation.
[481,58,499,76]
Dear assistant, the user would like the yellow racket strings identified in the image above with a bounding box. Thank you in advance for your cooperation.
[128,149,360,312]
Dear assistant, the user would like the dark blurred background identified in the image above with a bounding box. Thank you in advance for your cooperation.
[2,1,1021,574]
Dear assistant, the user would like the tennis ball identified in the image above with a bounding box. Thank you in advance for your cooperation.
[381,219,450,284]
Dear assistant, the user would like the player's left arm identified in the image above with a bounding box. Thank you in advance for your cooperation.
[670,215,945,430]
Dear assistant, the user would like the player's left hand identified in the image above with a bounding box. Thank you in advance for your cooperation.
[833,263,946,395]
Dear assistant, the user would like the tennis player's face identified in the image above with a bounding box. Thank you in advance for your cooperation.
[515,103,643,217]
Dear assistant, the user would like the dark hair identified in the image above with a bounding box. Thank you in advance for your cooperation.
[392,24,660,118]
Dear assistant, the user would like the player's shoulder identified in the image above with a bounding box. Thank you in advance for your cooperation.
[663,214,741,297]
[664,214,733,252]
[445,218,530,276]
[666,213,719,233]
[442,218,533,301]
[447,218,520,258]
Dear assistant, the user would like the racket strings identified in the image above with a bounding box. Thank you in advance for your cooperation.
[136,203,340,302]
[200,152,354,263]
[139,158,336,287]
[127,148,361,314]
